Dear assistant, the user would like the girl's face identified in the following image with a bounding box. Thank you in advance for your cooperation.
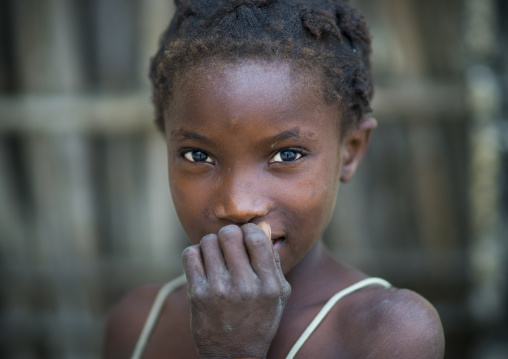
[165,61,349,274]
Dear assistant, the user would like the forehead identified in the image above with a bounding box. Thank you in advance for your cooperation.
[166,60,341,134]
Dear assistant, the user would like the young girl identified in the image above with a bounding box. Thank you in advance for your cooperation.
[104,0,445,358]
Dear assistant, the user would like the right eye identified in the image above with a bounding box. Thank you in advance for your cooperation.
[183,150,214,164]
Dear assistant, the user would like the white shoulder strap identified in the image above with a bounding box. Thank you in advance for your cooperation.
[131,274,187,359]
[285,277,391,359]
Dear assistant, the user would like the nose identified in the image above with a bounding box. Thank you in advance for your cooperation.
[213,170,270,224]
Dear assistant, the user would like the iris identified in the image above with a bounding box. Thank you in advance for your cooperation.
[280,150,297,162]
[192,151,208,162]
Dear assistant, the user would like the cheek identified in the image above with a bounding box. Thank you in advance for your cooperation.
[277,173,339,273]
[296,177,338,230]
[299,152,341,215]
[279,161,341,237]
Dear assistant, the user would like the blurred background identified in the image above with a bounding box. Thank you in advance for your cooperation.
[0,0,506,358]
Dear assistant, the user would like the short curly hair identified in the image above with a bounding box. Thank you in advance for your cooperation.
[149,0,373,135]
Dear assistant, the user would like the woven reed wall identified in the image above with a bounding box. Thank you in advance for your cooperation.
[0,0,506,358]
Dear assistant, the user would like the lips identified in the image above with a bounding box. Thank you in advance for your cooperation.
[272,236,285,251]
[258,222,285,251]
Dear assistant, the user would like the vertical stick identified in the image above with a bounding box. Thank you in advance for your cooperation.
[464,1,505,357]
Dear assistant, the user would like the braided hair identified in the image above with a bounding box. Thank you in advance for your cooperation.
[149,0,373,136]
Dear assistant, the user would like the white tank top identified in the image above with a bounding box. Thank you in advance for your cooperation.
[131,274,391,359]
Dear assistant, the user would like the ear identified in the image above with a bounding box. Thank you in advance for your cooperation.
[340,118,377,183]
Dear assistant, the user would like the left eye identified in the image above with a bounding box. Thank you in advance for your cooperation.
[270,150,302,163]
[183,150,214,164]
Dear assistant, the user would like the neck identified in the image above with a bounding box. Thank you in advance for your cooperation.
[285,240,325,281]
[283,240,337,307]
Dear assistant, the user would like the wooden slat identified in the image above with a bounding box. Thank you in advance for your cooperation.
[408,122,458,251]
[0,138,28,264]
[11,0,83,92]
[1,0,504,358]
[138,0,176,87]
[145,133,187,274]
[0,81,465,134]
[376,0,427,77]
[465,0,504,334]
[0,93,153,133]
[94,0,138,90]
[22,133,104,357]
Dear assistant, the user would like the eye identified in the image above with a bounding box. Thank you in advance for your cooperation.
[270,149,303,164]
[183,150,214,164]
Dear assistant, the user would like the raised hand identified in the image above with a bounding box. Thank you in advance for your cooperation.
[182,223,291,359]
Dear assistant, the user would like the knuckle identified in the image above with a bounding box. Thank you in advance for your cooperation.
[237,281,257,299]
[281,281,292,302]
[241,222,260,231]
[218,232,240,248]
[188,283,207,302]
[218,224,242,239]
[211,281,229,299]
[182,245,200,260]
[242,223,265,237]
[200,233,218,247]
[245,231,267,247]
[261,281,280,298]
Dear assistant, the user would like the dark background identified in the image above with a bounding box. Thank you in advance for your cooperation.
[0,0,506,358]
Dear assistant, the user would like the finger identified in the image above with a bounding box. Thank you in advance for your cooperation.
[273,249,291,302]
[273,248,282,273]
[218,225,253,279]
[182,244,206,287]
[241,223,278,280]
[200,233,228,283]
[273,249,284,281]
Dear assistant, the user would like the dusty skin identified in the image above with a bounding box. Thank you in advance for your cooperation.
[103,61,445,359]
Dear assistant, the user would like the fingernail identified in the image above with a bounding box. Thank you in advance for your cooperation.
[258,221,271,240]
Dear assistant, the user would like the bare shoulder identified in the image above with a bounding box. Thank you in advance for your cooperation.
[355,286,445,359]
[102,284,162,359]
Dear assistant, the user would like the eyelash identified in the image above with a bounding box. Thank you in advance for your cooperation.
[179,148,307,165]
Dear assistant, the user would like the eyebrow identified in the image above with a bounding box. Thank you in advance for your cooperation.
[170,129,209,142]
[269,128,301,142]
[170,127,306,143]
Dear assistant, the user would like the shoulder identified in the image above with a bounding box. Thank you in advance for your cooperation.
[353,286,445,359]
[102,284,162,359]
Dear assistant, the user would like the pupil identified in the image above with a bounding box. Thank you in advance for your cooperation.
[281,151,296,161]
[192,151,207,162]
